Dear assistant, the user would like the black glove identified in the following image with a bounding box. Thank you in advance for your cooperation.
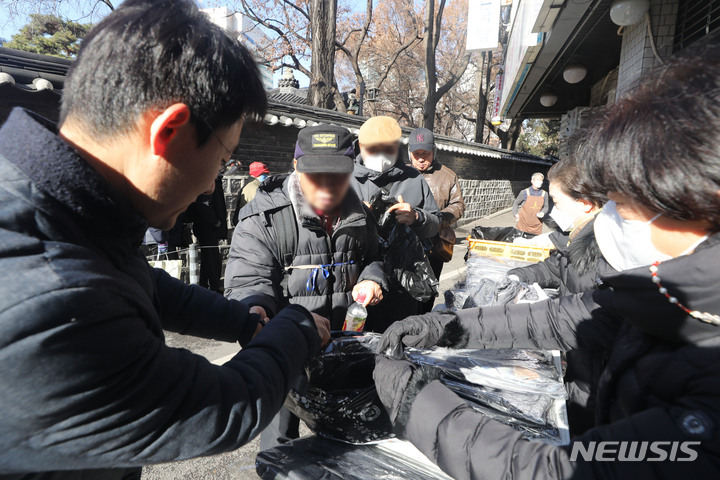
[375,312,459,358]
[373,356,441,433]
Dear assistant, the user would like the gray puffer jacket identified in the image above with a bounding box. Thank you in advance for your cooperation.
[351,155,440,240]
[225,173,387,330]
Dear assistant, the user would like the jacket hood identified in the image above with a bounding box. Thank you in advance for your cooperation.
[0,108,147,253]
[598,234,720,345]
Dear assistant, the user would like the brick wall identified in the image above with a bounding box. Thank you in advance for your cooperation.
[616,0,679,97]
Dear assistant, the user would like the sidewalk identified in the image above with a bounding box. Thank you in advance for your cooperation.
[142,208,523,480]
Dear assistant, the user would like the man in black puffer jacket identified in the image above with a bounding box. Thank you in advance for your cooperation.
[225,125,387,330]
[351,116,441,326]
[225,125,388,450]
[0,2,330,479]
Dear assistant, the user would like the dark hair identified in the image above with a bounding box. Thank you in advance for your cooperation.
[577,30,720,231]
[547,156,607,208]
[59,0,267,145]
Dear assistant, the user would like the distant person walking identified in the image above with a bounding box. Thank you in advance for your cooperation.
[231,161,269,226]
[512,172,549,236]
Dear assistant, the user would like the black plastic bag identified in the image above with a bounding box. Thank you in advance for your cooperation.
[287,334,568,447]
[369,191,438,303]
[471,225,529,243]
[284,333,394,444]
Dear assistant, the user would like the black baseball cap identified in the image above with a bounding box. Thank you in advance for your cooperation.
[408,127,435,152]
[294,125,355,174]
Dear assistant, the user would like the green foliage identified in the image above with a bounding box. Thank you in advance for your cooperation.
[4,14,91,58]
[517,118,560,157]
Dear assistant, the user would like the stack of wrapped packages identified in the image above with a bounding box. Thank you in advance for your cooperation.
[257,332,569,480]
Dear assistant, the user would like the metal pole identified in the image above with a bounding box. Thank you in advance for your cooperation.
[189,243,199,285]
[358,80,365,116]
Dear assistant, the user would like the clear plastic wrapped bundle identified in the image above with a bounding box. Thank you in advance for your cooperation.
[286,334,568,447]
[256,436,453,480]
[445,253,546,310]
[404,347,569,445]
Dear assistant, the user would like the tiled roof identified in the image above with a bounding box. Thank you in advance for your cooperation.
[0,48,68,122]
[262,99,553,166]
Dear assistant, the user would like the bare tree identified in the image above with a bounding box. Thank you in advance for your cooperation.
[421,0,472,130]
[308,0,337,109]
[334,0,421,115]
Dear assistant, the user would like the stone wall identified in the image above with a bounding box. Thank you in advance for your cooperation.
[223,123,549,227]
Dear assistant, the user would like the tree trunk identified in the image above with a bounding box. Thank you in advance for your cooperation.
[309,0,337,109]
[422,0,437,130]
[506,118,523,150]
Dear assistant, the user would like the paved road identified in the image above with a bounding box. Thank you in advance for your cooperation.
[142,209,521,479]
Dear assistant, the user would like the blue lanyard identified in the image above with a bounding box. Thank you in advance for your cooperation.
[305,260,355,292]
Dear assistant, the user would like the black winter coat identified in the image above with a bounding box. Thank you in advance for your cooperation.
[508,218,617,433]
[225,173,387,330]
[185,176,228,245]
[351,155,440,240]
[508,218,615,296]
[0,109,321,480]
[404,234,720,479]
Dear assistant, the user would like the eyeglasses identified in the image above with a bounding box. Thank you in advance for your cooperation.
[199,118,233,157]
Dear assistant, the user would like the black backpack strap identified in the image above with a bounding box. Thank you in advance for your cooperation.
[265,205,298,298]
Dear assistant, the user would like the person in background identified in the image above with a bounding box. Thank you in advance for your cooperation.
[351,116,441,329]
[186,175,228,292]
[225,124,388,450]
[374,32,720,479]
[0,1,330,479]
[507,157,611,296]
[408,127,465,312]
[512,172,549,236]
[231,161,269,226]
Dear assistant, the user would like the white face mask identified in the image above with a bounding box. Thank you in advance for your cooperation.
[363,153,396,172]
[594,201,672,271]
[549,207,576,232]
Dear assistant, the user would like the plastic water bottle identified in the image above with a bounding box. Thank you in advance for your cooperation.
[342,294,367,332]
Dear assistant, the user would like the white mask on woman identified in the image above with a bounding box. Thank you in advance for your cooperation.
[363,153,396,172]
[549,207,576,232]
[594,201,671,271]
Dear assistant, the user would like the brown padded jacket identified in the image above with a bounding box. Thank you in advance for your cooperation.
[418,162,465,225]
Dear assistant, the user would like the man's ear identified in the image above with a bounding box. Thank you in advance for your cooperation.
[149,104,192,157]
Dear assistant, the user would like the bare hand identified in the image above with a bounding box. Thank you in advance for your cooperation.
[312,313,331,348]
[250,306,269,338]
[352,280,383,306]
[387,195,418,225]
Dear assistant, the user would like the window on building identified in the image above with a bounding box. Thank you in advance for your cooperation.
[674,0,720,51]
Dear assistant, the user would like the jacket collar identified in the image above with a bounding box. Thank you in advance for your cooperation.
[286,171,367,232]
[0,108,147,251]
[599,234,720,345]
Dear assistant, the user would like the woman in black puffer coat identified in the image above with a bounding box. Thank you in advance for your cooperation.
[373,32,720,480]
[507,157,613,297]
